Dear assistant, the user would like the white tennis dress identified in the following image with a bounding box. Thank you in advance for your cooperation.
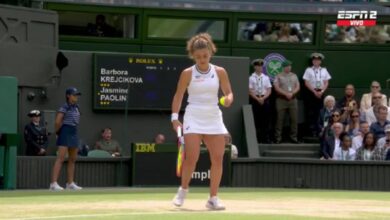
[183,64,228,135]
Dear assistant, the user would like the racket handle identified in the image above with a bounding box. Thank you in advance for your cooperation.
[177,126,182,137]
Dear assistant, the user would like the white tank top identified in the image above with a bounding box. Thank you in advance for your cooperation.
[187,64,219,106]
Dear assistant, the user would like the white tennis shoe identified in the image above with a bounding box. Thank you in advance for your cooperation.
[172,186,188,207]
[66,182,82,190]
[206,196,226,210]
[49,182,64,191]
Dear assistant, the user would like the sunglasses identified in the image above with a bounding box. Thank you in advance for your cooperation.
[371,86,379,88]
[351,115,359,118]
[332,114,340,117]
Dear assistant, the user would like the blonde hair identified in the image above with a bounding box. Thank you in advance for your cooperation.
[186,33,217,58]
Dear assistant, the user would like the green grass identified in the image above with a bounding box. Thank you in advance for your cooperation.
[2,187,390,202]
[1,187,390,220]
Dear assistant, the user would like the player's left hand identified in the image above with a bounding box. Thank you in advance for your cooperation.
[223,96,233,107]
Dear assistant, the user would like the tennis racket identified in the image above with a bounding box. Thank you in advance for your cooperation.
[176,126,185,177]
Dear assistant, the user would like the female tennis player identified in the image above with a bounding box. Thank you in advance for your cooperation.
[49,87,82,191]
[171,33,233,210]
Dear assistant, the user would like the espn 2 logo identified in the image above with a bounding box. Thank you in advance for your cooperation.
[337,11,377,27]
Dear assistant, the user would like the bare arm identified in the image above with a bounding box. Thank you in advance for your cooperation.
[55,112,64,134]
[293,76,300,95]
[340,109,349,122]
[360,94,366,112]
[249,88,259,100]
[263,87,272,99]
[171,68,191,131]
[248,78,259,100]
[304,80,315,93]
[217,66,233,107]
[273,76,288,97]
[171,68,191,114]
[344,124,350,133]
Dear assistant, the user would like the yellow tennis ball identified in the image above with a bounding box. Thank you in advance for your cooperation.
[219,97,226,106]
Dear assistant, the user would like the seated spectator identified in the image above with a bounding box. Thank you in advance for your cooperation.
[278,25,299,42]
[318,95,336,137]
[365,93,390,125]
[355,132,382,161]
[370,106,390,139]
[224,133,238,159]
[352,122,370,151]
[344,110,361,137]
[87,14,119,37]
[368,26,390,44]
[24,110,48,156]
[377,124,390,149]
[336,84,357,112]
[154,134,166,144]
[354,26,367,43]
[320,109,342,143]
[95,128,121,157]
[333,133,356,161]
[340,99,359,123]
[321,122,343,160]
[360,81,388,113]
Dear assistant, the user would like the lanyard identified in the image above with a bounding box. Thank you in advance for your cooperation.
[257,74,263,94]
[312,67,322,81]
[285,74,292,92]
[255,73,264,95]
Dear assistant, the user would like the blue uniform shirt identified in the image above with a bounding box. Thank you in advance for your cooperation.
[58,103,80,126]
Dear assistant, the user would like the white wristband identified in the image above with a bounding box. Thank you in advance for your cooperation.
[171,113,179,122]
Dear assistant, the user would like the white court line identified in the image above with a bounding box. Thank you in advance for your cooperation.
[10,210,220,220]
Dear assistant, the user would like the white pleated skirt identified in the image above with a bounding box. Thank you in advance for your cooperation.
[183,104,228,135]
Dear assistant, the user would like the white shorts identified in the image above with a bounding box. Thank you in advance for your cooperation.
[183,104,228,135]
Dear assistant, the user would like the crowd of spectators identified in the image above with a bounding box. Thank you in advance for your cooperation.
[239,22,313,43]
[326,25,390,44]
[240,22,389,45]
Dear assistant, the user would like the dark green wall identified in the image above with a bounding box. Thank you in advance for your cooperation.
[59,43,390,90]
[17,156,131,188]
[232,49,390,88]
[17,51,249,157]
[232,158,390,191]
[50,3,390,91]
